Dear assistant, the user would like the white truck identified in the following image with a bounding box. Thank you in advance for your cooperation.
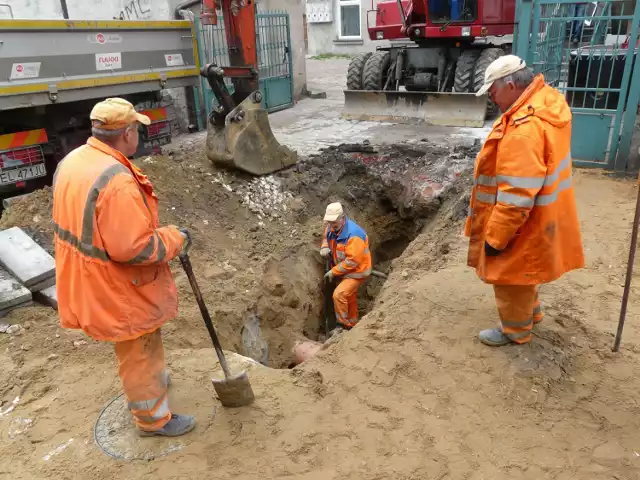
[0,19,200,201]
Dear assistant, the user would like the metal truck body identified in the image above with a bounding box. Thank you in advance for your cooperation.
[0,19,200,199]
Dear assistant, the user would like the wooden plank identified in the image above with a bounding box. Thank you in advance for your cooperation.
[0,227,55,288]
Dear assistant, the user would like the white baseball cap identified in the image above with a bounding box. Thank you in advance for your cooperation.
[324,202,344,221]
[475,55,527,97]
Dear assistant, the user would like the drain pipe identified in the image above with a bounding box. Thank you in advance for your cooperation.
[174,0,205,132]
[174,0,200,19]
[60,0,69,19]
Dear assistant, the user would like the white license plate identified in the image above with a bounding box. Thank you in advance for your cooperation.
[0,163,46,186]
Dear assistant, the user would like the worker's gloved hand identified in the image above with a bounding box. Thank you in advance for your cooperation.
[179,228,192,256]
[320,247,331,258]
[324,270,335,283]
[484,241,502,257]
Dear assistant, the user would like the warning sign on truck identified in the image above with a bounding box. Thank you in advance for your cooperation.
[10,62,41,80]
[95,53,122,71]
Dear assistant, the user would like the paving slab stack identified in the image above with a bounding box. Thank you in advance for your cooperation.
[0,227,57,315]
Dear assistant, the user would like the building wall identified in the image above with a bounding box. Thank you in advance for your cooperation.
[0,0,171,20]
[306,0,389,55]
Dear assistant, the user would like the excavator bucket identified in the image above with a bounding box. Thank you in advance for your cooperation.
[342,90,488,127]
[205,91,298,176]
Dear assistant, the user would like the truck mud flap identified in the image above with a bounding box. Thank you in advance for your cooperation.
[342,90,488,128]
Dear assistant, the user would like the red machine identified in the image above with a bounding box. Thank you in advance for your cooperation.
[199,0,297,175]
[343,0,516,125]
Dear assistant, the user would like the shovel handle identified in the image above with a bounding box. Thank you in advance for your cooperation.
[179,253,232,379]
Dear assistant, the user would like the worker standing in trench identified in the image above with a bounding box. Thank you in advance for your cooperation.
[52,98,196,437]
[465,55,585,347]
[320,202,372,335]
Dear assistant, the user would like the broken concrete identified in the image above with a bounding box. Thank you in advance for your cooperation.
[0,227,55,290]
[0,267,31,313]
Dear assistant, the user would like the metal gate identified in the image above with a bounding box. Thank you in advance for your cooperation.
[195,11,294,114]
[515,0,640,169]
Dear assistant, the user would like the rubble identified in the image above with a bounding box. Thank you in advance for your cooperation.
[234,176,294,220]
[5,324,22,335]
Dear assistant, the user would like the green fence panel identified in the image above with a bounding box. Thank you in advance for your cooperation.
[515,0,640,169]
[195,11,294,115]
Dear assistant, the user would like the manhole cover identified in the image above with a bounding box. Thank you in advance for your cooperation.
[94,393,214,460]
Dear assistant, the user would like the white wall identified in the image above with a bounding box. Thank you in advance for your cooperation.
[306,0,389,55]
[0,0,172,20]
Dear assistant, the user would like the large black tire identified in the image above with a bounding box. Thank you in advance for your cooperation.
[362,51,391,91]
[453,50,479,93]
[346,52,372,90]
[473,47,505,116]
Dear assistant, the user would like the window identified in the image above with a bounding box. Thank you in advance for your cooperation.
[337,0,361,40]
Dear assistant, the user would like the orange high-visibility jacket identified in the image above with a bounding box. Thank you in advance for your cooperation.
[465,74,584,285]
[53,137,185,342]
[321,218,372,279]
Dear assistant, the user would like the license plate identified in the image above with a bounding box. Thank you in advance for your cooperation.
[0,163,46,186]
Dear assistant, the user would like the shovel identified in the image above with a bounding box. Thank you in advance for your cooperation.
[179,253,255,407]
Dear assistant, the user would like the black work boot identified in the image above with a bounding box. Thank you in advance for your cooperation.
[138,414,196,437]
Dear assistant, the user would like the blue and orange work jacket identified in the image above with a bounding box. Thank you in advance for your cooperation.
[322,217,372,279]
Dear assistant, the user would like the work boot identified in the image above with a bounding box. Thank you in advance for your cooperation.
[479,328,514,347]
[138,414,196,437]
[329,324,350,337]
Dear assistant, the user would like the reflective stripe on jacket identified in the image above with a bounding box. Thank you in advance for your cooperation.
[321,217,372,279]
[465,74,584,285]
[53,137,184,341]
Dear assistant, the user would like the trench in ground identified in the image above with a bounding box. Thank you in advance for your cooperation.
[242,142,473,369]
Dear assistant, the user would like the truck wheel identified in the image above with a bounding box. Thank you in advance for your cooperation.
[473,47,505,116]
[453,50,479,93]
[347,52,373,90]
[363,51,391,91]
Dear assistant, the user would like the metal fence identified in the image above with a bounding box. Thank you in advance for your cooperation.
[196,11,294,114]
[515,0,640,169]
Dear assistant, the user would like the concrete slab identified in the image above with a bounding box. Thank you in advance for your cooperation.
[0,227,55,288]
[28,276,56,293]
[0,267,31,310]
[34,285,58,310]
[0,300,33,319]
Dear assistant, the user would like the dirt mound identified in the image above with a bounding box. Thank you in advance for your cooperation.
[0,187,54,255]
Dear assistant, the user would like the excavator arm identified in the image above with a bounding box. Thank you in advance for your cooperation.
[199,0,297,175]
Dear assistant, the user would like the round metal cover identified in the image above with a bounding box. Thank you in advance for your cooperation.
[94,393,214,461]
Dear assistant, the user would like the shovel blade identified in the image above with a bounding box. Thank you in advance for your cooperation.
[212,370,255,407]
[342,90,488,127]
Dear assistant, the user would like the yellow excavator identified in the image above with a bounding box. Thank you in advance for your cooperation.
[198,0,297,175]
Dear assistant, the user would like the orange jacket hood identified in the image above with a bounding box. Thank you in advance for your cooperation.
[503,74,572,129]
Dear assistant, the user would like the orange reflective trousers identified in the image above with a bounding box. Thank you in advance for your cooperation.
[493,285,544,344]
[114,329,171,431]
[333,278,364,328]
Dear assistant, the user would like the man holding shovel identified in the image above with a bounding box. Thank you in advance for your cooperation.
[52,98,196,437]
[320,202,372,335]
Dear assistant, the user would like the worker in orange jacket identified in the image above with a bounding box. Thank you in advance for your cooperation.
[320,202,372,334]
[466,55,584,347]
[52,98,195,437]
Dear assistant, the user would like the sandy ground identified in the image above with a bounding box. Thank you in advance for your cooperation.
[1,59,640,479]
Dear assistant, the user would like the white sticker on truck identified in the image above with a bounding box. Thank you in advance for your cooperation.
[165,54,185,67]
[10,62,41,80]
[95,53,122,71]
[88,33,123,44]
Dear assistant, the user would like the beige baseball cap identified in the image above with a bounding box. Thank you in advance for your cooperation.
[475,55,527,97]
[90,98,151,130]
[324,202,344,221]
